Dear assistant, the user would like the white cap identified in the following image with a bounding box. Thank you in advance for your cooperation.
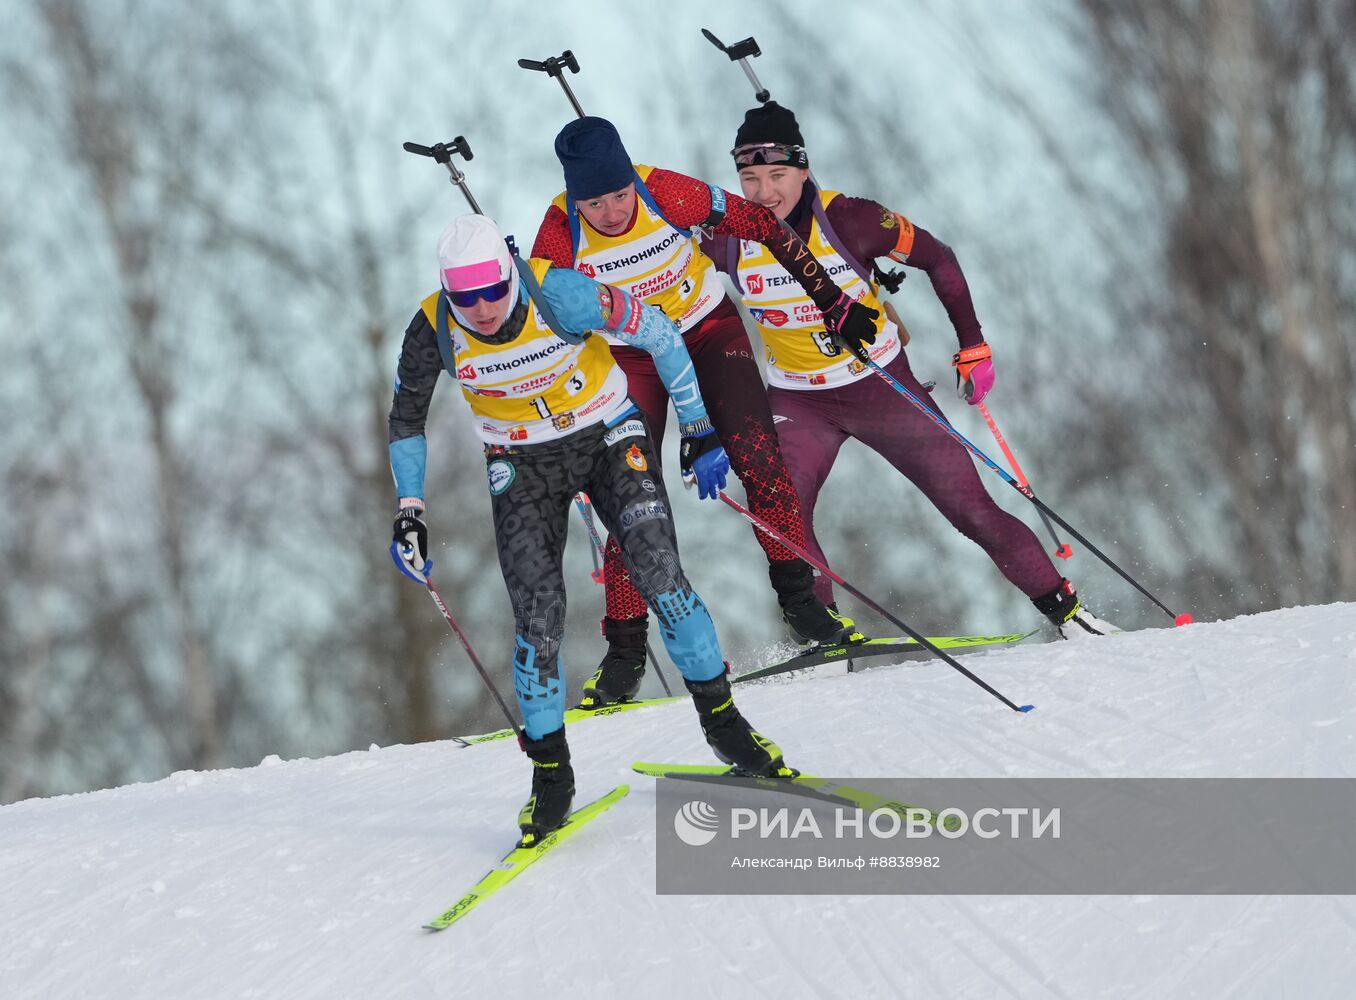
[437,214,513,291]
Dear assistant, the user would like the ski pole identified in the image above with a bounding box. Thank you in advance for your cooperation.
[700,29,770,103]
[518,50,587,118]
[863,359,1192,625]
[572,495,674,697]
[717,492,1034,714]
[402,136,483,214]
[975,401,1072,560]
[425,579,522,737]
[572,494,607,585]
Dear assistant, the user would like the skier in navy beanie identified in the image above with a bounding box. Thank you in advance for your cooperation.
[536,113,888,704]
[554,117,635,200]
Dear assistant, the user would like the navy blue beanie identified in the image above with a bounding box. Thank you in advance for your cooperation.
[554,117,634,200]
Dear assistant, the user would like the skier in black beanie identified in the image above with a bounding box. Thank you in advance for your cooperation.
[703,101,1118,640]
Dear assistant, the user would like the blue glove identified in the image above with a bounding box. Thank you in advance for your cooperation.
[390,506,433,584]
[679,421,730,501]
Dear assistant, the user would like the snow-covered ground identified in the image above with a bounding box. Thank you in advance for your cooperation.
[3,604,1354,999]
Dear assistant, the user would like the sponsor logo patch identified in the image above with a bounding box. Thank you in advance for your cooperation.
[487,459,516,495]
[509,426,528,442]
[641,478,657,493]
[457,363,477,380]
[626,444,648,471]
[551,413,576,432]
[620,499,668,528]
[746,273,765,294]
[604,419,645,447]
[578,261,597,278]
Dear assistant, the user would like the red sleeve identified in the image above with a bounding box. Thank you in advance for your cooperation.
[643,167,841,311]
[530,203,575,269]
[641,168,719,229]
[643,167,782,241]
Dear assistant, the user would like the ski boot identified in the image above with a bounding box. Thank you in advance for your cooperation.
[769,560,864,647]
[517,727,575,846]
[686,674,797,778]
[577,615,648,709]
[1033,579,1121,639]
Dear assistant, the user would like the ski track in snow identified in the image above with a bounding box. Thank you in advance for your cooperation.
[2,604,1355,999]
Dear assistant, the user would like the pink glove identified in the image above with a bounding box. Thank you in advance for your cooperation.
[952,343,995,405]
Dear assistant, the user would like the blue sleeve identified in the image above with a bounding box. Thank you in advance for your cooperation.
[628,305,707,427]
[538,268,709,428]
[539,266,607,335]
[388,308,443,504]
[389,435,428,502]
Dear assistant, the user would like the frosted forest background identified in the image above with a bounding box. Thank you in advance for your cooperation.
[1,0,1352,801]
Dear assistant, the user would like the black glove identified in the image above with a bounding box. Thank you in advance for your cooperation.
[823,294,880,363]
[390,506,431,584]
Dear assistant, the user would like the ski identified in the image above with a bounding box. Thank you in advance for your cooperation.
[631,762,953,829]
[733,631,1039,684]
[423,784,630,931]
[452,696,684,747]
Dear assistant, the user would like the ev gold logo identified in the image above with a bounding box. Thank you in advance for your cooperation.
[674,800,719,847]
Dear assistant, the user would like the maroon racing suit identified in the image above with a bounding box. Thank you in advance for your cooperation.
[704,182,1063,606]
[533,169,830,622]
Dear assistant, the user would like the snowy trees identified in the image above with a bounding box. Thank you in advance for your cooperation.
[1055,0,1356,610]
[0,0,503,800]
[1,0,1350,802]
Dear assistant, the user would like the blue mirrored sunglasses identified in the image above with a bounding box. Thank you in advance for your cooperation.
[446,279,511,309]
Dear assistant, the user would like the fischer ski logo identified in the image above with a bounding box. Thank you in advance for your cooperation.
[674,800,719,847]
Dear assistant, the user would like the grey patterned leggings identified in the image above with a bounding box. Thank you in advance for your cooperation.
[488,413,725,740]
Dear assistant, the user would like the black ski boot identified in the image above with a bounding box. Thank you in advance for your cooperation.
[686,674,796,778]
[517,727,575,846]
[578,615,648,709]
[1032,579,1120,639]
[768,560,863,646]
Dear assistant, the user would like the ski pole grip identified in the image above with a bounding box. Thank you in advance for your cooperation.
[726,36,762,61]
[519,52,579,77]
[448,135,473,161]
